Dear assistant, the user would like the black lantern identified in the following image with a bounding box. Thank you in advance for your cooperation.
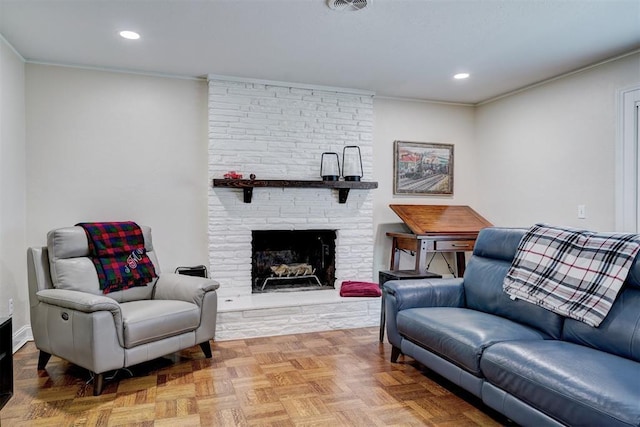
[342,146,363,181]
[320,152,340,181]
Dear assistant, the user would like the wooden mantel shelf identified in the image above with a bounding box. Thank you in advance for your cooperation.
[212,179,378,203]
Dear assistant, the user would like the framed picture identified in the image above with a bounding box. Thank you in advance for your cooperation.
[393,141,454,195]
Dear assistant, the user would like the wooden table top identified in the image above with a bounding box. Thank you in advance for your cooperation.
[389,204,492,235]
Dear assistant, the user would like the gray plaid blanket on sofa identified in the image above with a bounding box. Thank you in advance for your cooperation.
[503,223,640,327]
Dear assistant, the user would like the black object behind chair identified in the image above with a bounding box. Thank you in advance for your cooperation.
[175,265,208,278]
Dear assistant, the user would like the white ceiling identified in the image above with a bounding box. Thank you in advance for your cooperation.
[1,0,639,104]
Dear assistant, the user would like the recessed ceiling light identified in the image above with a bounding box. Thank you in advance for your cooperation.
[454,73,470,80]
[119,30,140,40]
[327,0,370,11]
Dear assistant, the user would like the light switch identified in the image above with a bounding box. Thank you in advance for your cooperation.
[577,205,586,219]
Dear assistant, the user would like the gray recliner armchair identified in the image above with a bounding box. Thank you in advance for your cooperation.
[27,225,219,395]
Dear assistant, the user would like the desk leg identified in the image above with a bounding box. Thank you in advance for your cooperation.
[390,240,401,270]
[415,239,428,272]
[455,251,466,277]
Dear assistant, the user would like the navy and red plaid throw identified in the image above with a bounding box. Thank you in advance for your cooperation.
[77,221,157,294]
[503,223,640,327]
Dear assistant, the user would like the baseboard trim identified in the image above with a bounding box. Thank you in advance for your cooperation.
[13,325,33,353]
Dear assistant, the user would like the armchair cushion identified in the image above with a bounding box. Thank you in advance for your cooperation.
[120,300,200,348]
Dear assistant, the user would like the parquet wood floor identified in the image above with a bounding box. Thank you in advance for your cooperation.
[1,327,509,426]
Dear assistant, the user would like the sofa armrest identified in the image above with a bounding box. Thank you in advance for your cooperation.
[384,278,465,349]
[384,278,465,311]
[154,273,220,306]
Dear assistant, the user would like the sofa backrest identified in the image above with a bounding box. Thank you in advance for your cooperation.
[47,225,160,302]
[562,267,640,362]
[463,227,565,339]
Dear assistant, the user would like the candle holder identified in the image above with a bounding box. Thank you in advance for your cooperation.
[342,146,363,181]
[320,152,340,181]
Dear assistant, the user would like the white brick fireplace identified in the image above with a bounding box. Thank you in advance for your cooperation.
[207,76,380,340]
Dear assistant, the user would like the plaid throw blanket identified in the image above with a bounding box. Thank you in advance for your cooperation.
[503,223,640,327]
[77,221,157,294]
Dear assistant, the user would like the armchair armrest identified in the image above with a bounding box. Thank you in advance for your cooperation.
[384,277,465,311]
[37,288,121,314]
[154,273,220,306]
[35,288,125,349]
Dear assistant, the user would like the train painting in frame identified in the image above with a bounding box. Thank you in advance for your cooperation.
[393,141,454,196]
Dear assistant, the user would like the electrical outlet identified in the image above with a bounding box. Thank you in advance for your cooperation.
[8,298,13,316]
[577,205,586,219]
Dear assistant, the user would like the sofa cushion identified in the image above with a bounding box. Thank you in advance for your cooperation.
[481,340,640,427]
[562,287,640,363]
[463,256,564,338]
[397,307,548,376]
[47,225,160,302]
[120,300,200,348]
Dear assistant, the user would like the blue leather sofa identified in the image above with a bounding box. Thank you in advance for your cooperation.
[384,227,640,427]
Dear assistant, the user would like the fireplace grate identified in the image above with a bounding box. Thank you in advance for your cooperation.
[259,274,322,291]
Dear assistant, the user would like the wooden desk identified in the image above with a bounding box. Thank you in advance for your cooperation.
[387,205,492,277]
[387,231,479,277]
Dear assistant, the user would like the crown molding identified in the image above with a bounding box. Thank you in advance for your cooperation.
[207,74,375,96]
[0,33,26,62]
[25,60,205,81]
[478,48,640,106]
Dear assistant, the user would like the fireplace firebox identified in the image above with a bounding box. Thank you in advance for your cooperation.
[252,230,336,293]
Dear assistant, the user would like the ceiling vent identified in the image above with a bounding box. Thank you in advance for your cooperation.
[327,0,370,12]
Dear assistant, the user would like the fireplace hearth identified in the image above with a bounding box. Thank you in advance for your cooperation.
[252,230,336,293]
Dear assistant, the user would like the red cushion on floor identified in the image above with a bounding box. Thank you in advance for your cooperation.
[339,281,381,297]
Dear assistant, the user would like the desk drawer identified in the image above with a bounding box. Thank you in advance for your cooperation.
[435,240,475,251]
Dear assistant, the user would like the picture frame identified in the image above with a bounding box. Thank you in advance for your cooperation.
[393,141,454,195]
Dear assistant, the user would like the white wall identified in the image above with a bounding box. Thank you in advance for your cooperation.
[475,53,640,230]
[0,37,27,342]
[372,98,477,277]
[25,64,209,271]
